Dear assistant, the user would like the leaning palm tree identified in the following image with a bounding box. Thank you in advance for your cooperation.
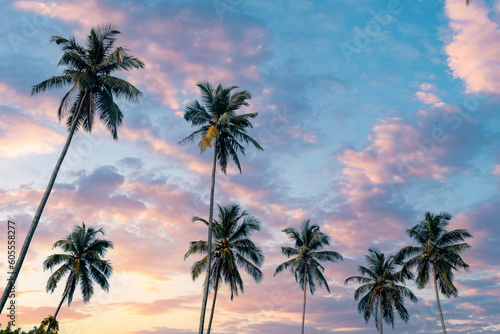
[43,223,113,331]
[395,212,472,334]
[345,249,417,333]
[185,204,264,334]
[180,82,263,334]
[0,24,143,313]
[274,220,343,334]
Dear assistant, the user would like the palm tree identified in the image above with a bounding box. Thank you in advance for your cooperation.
[344,249,417,333]
[39,316,59,333]
[274,220,343,334]
[179,82,263,334]
[43,223,113,331]
[0,24,143,313]
[185,204,264,334]
[395,212,472,334]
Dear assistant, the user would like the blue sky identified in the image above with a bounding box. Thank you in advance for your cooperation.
[1,0,500,333]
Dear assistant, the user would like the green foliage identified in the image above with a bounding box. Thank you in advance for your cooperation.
[395,212,472,297]
[31,24,145,139]
[345,249,417,331]
[274,219,343,294]
[395,212,472,334]
[185,204,265,299]
[44,222,114,305]
[39,315,59,333]
[179,82,263,174]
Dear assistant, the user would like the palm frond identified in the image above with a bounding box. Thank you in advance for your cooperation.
[31,75,73,95]
[43,254,71,271]
[200,125,219,152]
[45,264,71,293]
[185,241,209,260]
[274,258,296,276]
[103,76,144,102]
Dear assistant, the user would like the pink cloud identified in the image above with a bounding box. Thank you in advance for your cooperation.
[420,82,436,91]
[415,91,441,104]
[445,0,500,93]
[0,82,60,120]
[460,303,486,314]
[339,117,449,197]
[452,200,500,268]
[17,302,93,325]
[119,126,214,175]
[0,108,65,158]
[286,125,319,144]
[492,165,500,175]
[15,0,125,34]
[129,66,180,109]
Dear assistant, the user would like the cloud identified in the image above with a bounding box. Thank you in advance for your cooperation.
[17,302,93,325]
[415,91,441,104]
[14,0,125,33]
[453,199,500,268]
[0,107,64,158]
[339,117,450,191]
[445,0,500,94]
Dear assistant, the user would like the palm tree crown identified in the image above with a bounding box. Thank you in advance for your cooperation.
[345,249,417,333]
[395,212,472,296]
[32,24,145,139]
[395,212,472,334]
[274,220,343,294]
[185,204,264,334]
[43,222,113,331]
[185,204,264,297]
[180,81,263,173]
[274,220,343,334]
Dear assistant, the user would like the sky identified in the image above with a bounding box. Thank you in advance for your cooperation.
[0,0,499,333]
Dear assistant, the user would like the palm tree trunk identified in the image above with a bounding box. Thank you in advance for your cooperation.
[198,143,218,334]
[46,292,67,332]
[302,266,307,334]
[379,296,383,334]
[433,262,447,334]
[0,92,87,314]
[207,259,222,334]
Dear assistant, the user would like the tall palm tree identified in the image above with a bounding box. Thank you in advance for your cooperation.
[344,249,417,333]
[0,24,143,313]
[180,82,263,334]
[185,204,264,334]
[43,223,113,331]
[395,212,472,334]
[274,220,343,334]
